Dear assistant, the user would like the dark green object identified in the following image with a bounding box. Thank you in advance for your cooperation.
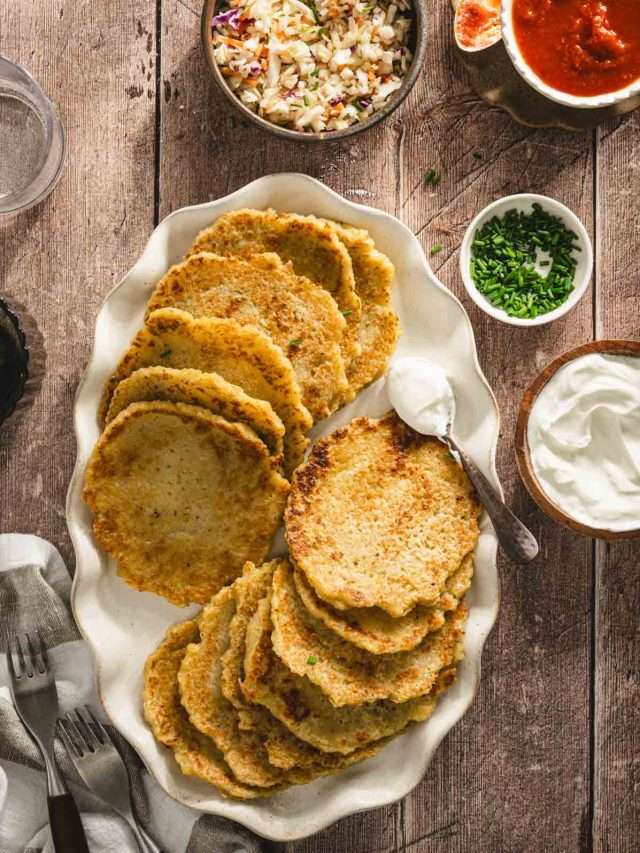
[470,203,580,320]
[424,169,441,187]
[0,299,29,425]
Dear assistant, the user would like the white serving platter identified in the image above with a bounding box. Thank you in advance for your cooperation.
[66,173,501,841]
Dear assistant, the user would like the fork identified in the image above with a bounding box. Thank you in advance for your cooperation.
[58,707,161,853]
[6,633,90,853]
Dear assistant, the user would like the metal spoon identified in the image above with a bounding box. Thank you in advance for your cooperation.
[387,357,539,564]
[442,426,539,564]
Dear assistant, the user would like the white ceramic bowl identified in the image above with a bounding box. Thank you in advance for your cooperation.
[67,173,502,841]
[459,193,593,328]
[501,0,640,109]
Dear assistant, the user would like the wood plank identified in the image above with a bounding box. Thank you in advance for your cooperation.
[592,114,640,853]
[157,0,400,217]
[396,23,596,853]
[0,2,157,570]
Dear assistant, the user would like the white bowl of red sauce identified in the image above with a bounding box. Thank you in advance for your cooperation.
[501,0,640,109]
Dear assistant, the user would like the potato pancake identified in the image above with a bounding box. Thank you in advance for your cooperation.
[147,252,348,421]
[286,413,480,617]
[83,401,288,606]
[99,307,311,477]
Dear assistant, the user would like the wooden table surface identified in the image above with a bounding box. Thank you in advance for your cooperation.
[1,2,638,852]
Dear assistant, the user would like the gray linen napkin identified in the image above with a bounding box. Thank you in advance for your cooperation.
[0,534,272,853]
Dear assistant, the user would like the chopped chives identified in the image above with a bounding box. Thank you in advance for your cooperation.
[469,203,580,320]
[424,169,441,187]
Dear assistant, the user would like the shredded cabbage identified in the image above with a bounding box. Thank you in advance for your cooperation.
[211,0,413,132]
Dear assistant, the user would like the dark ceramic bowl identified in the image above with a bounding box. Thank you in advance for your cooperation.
[0,299,29,425]
[201,0,426,142]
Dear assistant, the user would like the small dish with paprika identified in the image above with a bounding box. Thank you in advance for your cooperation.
[501,0,640,109]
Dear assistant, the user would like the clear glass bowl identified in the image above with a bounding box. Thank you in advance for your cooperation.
[0,54,65,215]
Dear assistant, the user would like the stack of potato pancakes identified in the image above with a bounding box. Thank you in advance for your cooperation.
[82,208,480,797]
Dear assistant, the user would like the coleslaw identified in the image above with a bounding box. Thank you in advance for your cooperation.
[211,0,414,132]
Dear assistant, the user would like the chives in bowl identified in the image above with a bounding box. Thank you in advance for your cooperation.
[459,194,593,328]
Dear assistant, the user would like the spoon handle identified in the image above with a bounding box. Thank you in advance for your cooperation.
[445,435,539,564]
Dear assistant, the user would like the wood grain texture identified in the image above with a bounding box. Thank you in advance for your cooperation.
[0,0,638,850]
[0,1,157,570]
[157,0,400,218]
[387,9,594,853]
[592,113,640,853]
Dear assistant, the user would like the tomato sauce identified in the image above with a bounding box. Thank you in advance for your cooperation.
[512,0,640,96]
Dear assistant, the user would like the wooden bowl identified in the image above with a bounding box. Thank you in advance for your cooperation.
[515,339,640,541]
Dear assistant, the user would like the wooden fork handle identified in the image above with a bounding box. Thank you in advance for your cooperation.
[48,793,91,853]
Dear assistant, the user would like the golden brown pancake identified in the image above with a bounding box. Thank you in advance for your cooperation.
[105,365,285,462]
[221,562,389,774]
[271,560,467,706]
[188,209,362,369]
[99,307,311,477]
[286,413,481,617]
[293,554,474,654]
[143,619,269,799]
[146,252,348,421]
[323,221,399,396]
[83,401,288,606]
[178,584,286,788]
[178,567,388,787]
[241,592,454,754]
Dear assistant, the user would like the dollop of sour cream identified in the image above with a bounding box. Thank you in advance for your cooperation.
[527,353,640,532]
[387,357,455,436]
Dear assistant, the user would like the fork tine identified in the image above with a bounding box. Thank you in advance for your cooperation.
[83,705,108,745]
[16,635,29,677]
[70,709,101,752]
[5,636,16,680]
[36,629,49,670]
[58,718,83,759]
[64,712,91,755]
[75,707,104,749]
[26,632,47,676]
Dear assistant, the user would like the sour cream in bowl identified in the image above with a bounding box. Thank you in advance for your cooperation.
[387,357,455,437]
[515,341,640,539]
